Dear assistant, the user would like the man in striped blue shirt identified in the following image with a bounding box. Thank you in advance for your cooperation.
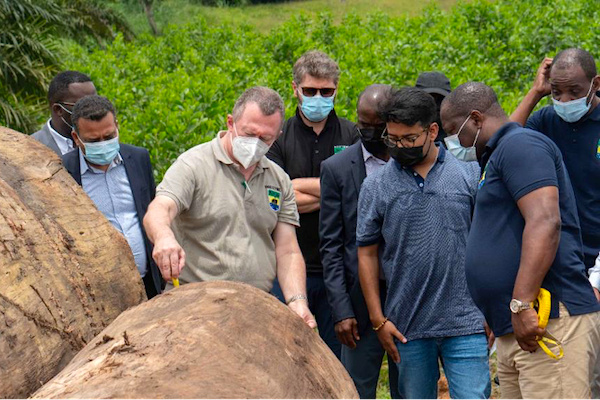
[357,87,490,399]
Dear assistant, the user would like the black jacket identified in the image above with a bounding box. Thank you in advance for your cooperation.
[319,142,372,332]
[62,144,162,297]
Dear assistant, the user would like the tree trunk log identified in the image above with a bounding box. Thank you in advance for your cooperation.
[141,0,160,36]
[33,281,359,399]
[0,127,146,398]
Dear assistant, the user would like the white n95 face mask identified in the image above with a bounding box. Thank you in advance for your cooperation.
[444,113,481,162]
[231,124,271,169]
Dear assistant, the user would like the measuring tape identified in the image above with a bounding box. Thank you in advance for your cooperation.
[535,288,563,360]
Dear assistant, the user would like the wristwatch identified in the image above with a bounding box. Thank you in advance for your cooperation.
[509,299,535,314]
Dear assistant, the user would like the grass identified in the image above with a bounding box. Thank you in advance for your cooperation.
[110,0,458,35]
[376,356,391,399]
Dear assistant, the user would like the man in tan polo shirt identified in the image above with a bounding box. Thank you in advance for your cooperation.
[143,86,315,327]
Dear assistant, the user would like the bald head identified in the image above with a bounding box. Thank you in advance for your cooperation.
[357,84,390,110]
[552,48,597,81]
[441,82,505,122]
[440,82,509,160]
[357,84,391,130]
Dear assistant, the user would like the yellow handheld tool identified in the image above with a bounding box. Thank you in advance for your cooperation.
[535,288,563,360]
[172,278,180,288]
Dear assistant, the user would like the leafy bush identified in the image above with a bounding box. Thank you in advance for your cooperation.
[67,0,600,180]
[0,0,133,133]
[189,0,291,6]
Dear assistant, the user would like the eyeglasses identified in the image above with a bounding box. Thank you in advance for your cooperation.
[356,125,386,140]
[383,127,429,148]
[300,87,336,98]
[56,102,75,115]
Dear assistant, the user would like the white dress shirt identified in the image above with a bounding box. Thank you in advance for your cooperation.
[47,120,75,155]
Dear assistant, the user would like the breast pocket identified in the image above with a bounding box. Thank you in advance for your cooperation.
[440,193,473,233]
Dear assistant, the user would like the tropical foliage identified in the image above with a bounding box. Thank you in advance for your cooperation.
[0,0,132,133]
[65,0,600,180]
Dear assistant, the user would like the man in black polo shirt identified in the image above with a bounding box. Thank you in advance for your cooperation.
[267,50,358,358]
[441,82,600,399]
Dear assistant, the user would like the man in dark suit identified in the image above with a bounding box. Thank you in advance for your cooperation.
[62,95,162,299]
[32,71,97,156]
[319,84,398,398]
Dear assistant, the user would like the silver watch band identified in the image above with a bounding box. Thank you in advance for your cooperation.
[286,294,308,305]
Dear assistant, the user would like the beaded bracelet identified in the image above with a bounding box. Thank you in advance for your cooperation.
[372,317,389,331]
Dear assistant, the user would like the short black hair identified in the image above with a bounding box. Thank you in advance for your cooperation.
[47,71,92,105]
[72,95,116,133]
[442,82,505,120]
[552,48,597,81]
[379,87,437,127]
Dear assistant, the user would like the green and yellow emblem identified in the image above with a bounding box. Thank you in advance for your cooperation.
[268,188,281,211]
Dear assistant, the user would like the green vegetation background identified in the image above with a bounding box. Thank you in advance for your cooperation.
[68,0,599,181]
[11,0,594,396]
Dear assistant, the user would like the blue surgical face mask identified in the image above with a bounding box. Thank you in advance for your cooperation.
[552,79,595,123]
[444,113,481,162]
[80,135,120,166]
[299,91,335,122]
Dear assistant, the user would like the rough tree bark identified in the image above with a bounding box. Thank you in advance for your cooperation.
[0,127,146,398]
[34,281,359,399]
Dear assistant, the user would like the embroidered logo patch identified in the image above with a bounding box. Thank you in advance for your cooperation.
[478,165,488,190]
[267,188,281,211]
[596,138,600,159]
[333,145,348,154]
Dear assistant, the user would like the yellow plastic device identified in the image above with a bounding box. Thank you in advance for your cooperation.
[172,278,180,288]
[535,288,563,360]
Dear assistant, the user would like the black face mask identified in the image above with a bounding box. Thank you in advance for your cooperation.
[357,126,388,158]
[362,139,388,157]
[390,139,432,167]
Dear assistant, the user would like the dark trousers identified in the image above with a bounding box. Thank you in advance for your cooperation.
[342,326,400,398]
[142,272,159,299]
[271,274,341,359]
[342,279,400,398]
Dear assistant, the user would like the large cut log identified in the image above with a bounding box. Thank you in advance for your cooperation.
[0,127,146,398]
[33,281,359,399]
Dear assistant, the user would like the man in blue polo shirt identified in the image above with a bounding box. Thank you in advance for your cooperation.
[357,87,490,399]
[441,81,600,399]
[511,50,600,397]
[511,48,600,275]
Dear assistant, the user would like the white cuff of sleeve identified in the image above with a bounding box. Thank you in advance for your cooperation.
[588,270,600,291]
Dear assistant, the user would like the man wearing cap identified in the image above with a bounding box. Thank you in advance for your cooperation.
[416,72,452,146]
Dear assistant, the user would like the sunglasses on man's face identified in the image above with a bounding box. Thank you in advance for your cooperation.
[300,87,336,98]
